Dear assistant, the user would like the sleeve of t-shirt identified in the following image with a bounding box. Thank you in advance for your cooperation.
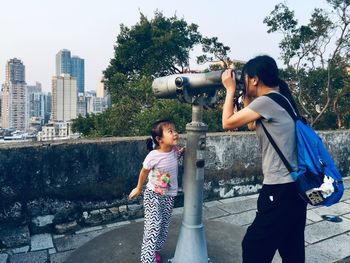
[143,151,155,170]
[247,96,274,121]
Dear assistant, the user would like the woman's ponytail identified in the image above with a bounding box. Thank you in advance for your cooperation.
[278,78,300,116]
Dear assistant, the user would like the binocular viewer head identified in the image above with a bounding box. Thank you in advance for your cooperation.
[152,70,244,104]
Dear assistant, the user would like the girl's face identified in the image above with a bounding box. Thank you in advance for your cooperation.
[158,123,178,148]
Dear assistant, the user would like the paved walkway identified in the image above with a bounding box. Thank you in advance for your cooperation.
[1,178,350,263]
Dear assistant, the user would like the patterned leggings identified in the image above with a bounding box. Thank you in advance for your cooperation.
[141,188,175,263]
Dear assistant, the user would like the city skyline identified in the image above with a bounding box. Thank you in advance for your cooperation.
[0,54,107,134]
[0,0,330,92]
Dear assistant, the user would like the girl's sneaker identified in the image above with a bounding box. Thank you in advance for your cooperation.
[155,251,161,263]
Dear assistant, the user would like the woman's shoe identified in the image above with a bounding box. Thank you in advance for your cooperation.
[155,251,161,263]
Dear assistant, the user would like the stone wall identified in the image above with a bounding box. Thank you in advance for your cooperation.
[0,130,349,248]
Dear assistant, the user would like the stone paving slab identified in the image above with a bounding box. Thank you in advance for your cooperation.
[49,250,73,263]
[305,217,350,244]
[203,206,230,219]
[307,209,325,222]
[75,225,103,234]
[246,193,259,199]
[0,254,8,263]
[105,220,131,228]
[8,250,48,263]
[219,195,254,203]
[172,207,183,215]
[311,202,350,216]
[305,233,350,263]
[214,210,257,227]
[11,246,29,254]
[54,228,111,252]
[341,189,350,201]
[203,200,222,208]
[218,198,257,214]
[305,219,314,226]
[30,233,54,251]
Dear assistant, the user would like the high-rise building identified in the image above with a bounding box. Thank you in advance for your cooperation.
[27,82,47,125]
[51,74,77,122]
[95,78,111,110]
[55,49,85,93]
[96,78,105,98]
[6,58,25,84]
[27,82,42,93]
[1,58,27,130]
[56,49,71,76]
[77,92,86,117]
[71,56,85,93]
[2,83,27,130]
[45,92,52,124]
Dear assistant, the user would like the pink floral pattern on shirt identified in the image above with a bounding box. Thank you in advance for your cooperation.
[150,169,171,195]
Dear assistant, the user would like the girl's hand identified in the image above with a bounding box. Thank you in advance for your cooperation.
[174,146,185,158]
[178,147,185,156]
[221,69,236,92]
[128,187,142,201]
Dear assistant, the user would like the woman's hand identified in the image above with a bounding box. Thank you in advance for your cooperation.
[128,187,142,201]
[221,69,236,92]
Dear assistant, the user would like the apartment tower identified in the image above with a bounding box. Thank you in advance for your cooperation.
[51,74,77,122]
[1,58,27,130]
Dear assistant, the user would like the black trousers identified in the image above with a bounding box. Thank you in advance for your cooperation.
[242,182,307,263]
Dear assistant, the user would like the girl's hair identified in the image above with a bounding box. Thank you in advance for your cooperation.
[242,55,300,115]
[146,119,174,151]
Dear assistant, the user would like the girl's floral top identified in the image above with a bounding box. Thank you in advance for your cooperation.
[143,148,180,196]
[150,169,171,195]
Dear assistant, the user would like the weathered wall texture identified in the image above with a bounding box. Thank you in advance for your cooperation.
[0,130,349,248]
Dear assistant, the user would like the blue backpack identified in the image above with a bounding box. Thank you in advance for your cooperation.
[261,92,344,206]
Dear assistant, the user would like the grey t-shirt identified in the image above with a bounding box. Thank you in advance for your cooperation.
[248,91,297,185]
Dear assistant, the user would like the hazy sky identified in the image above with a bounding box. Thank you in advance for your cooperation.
[0,0,329,92]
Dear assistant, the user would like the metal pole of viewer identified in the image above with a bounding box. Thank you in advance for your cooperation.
[171,102,210,263]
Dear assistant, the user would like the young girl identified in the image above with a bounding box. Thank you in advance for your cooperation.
[221,55,307,263]
[128,119,183,263]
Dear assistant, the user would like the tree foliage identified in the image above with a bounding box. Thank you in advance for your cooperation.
[73,11,230,137]
[264,0,350,129]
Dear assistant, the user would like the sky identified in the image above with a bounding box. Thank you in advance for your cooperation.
[0,0,330,92]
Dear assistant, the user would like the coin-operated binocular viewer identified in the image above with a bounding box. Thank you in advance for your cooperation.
[152,70,243,263]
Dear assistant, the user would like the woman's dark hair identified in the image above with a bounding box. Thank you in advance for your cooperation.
[242,55,300,115]
[146,119,174,151]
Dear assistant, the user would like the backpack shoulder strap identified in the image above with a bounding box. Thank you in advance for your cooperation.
[260,92,298,173]
[264,92,298,122]
[259,120,294,173]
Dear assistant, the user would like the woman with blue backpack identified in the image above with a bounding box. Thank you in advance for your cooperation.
[221,55,307,263]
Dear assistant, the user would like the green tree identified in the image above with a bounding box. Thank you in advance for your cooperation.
[197,36,231,67]
[264,1,350,128]
[73,11,230,137]
[71,114,96,136]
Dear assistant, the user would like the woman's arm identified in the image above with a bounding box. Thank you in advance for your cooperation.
[221,70,260,130]
[222,101,260,130]
[128,167,150,200]
[244,96,256,131]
